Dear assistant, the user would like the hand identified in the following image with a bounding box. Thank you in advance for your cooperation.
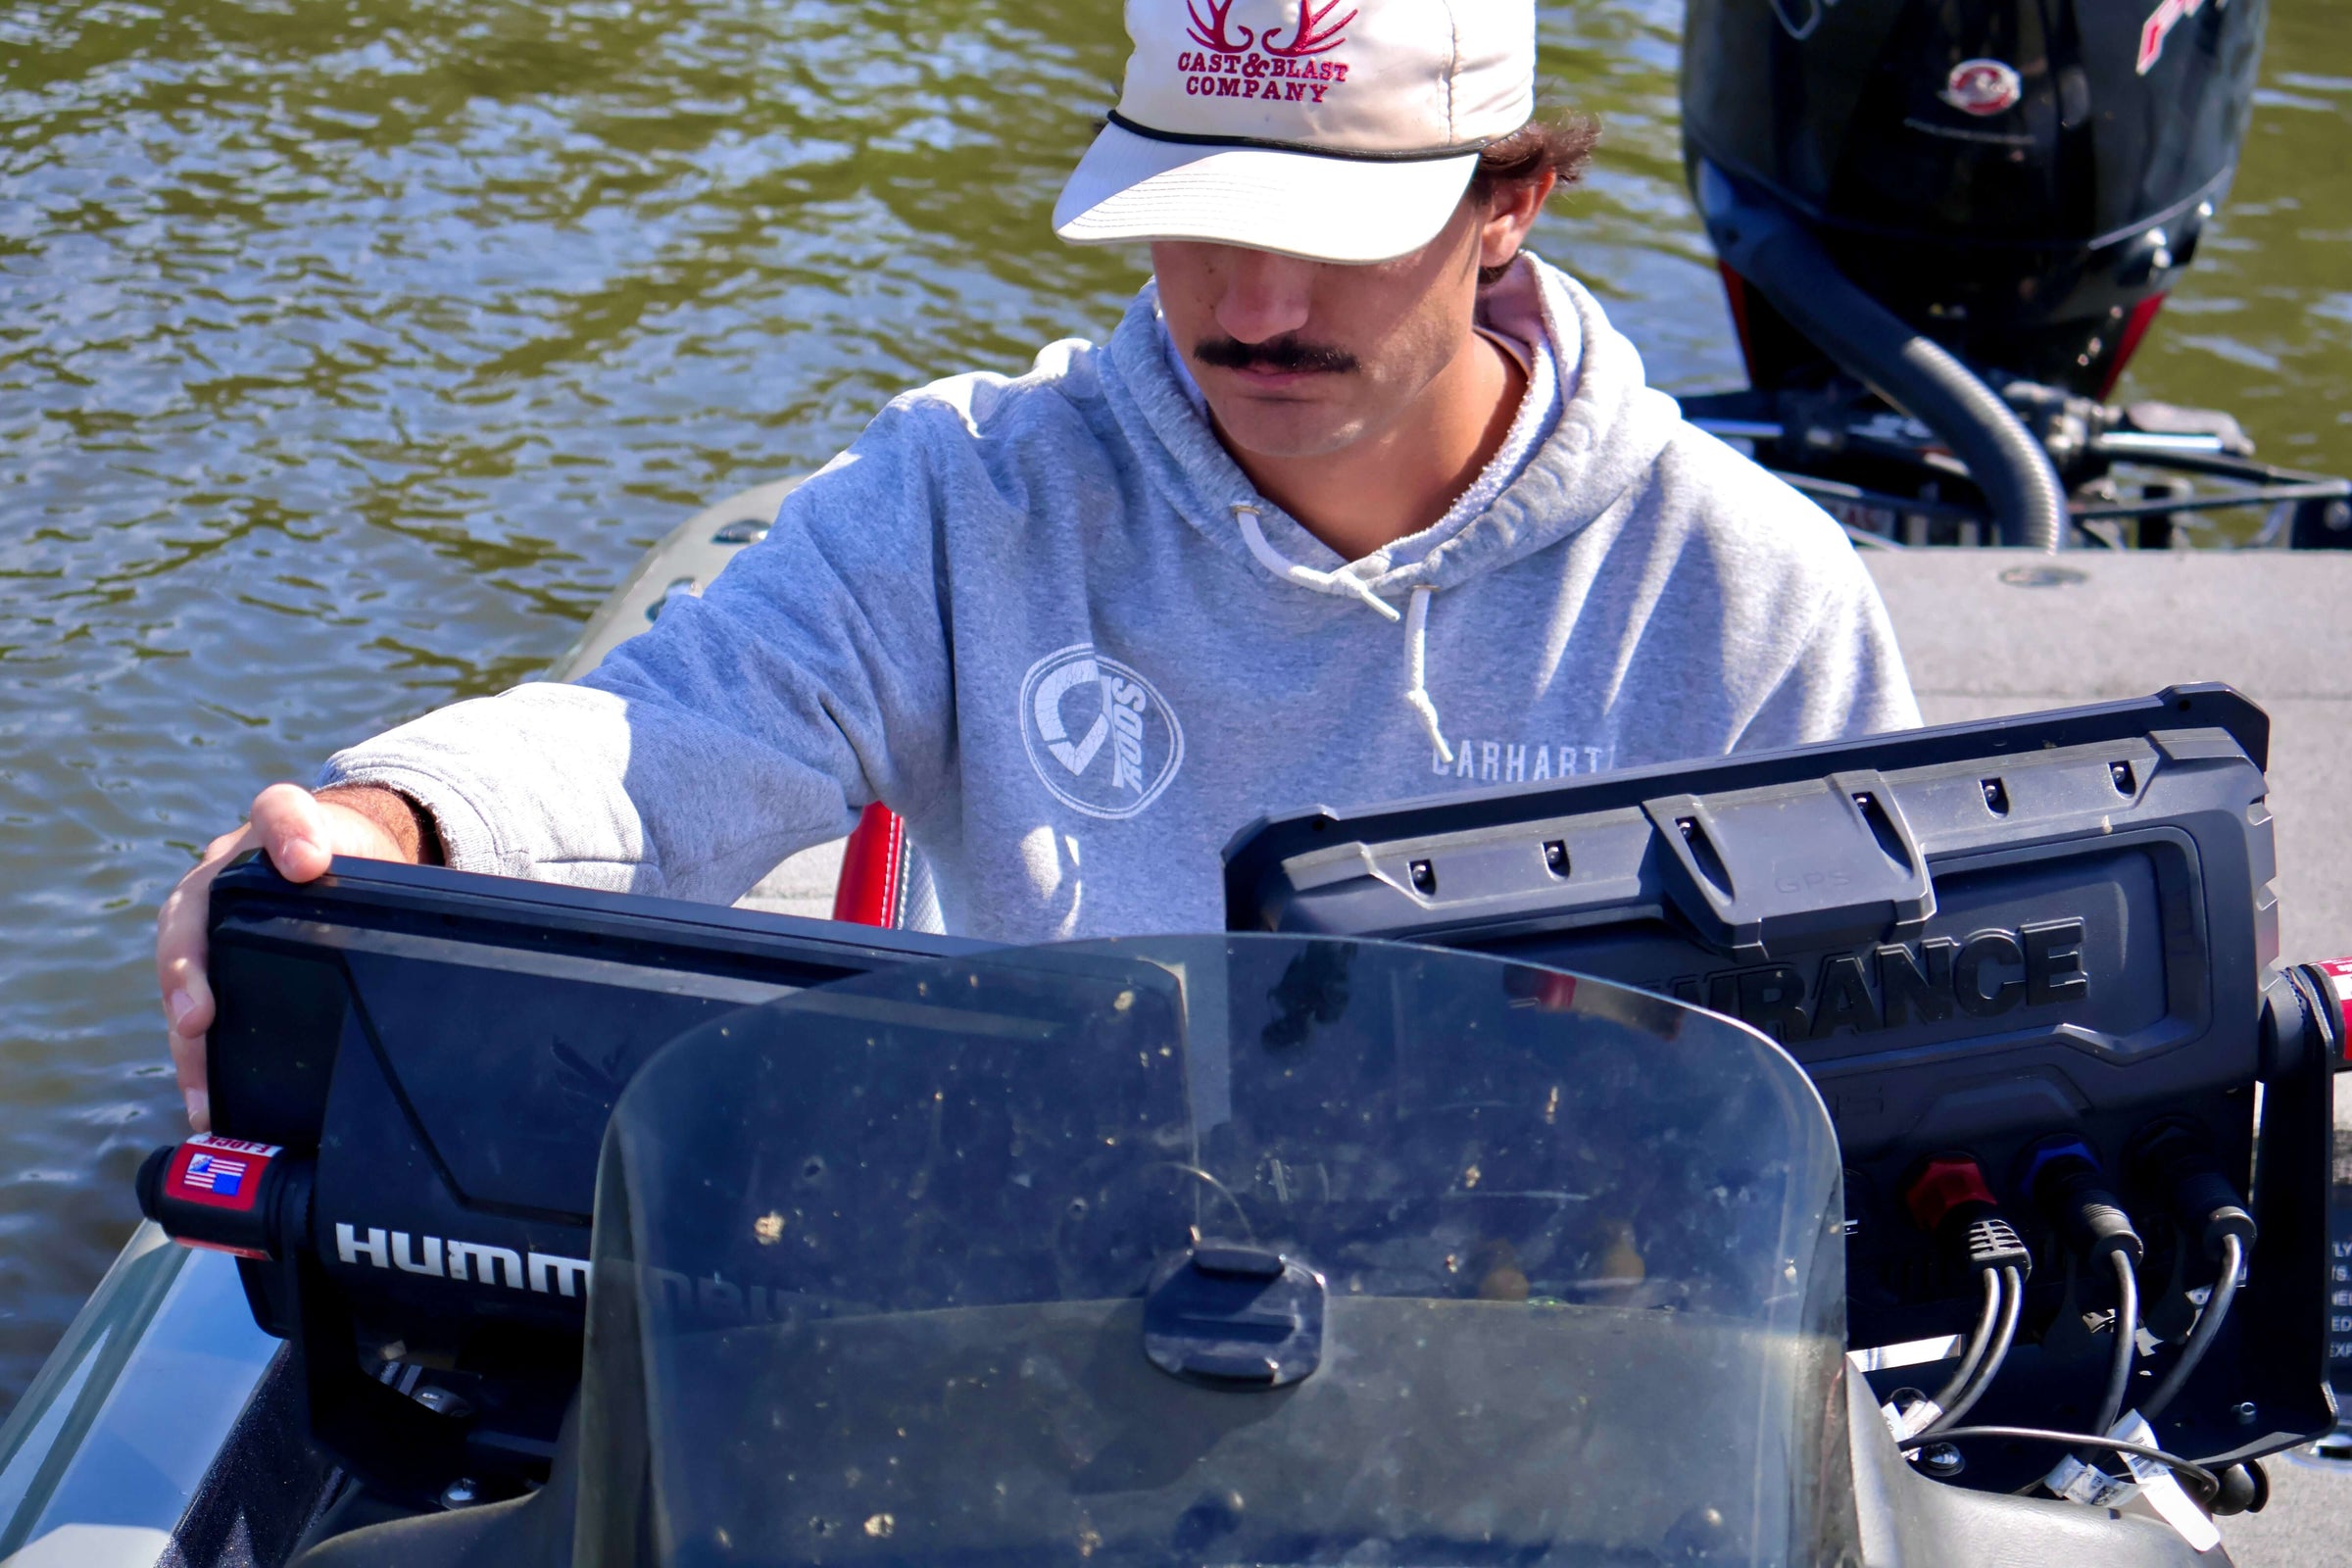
[156,783,427,1132]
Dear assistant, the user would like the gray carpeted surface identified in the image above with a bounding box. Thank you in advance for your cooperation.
[1864,549,2352,965]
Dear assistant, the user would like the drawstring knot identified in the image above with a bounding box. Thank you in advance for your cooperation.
[1229,504,1451,765]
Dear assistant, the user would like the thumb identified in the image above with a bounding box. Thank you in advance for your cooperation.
[249,782,336,882]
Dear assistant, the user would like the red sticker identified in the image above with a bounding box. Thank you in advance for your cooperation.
[2137,0,2211,75]
[164,1134,281,1214]
[1942,59,2023,117]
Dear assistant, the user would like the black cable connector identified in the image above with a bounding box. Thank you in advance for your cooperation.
[2019,1138,2146,1446]
[2023,1137,2145,1268]
[2132,1122,2256,1263]
[1965,1216,2032,1278]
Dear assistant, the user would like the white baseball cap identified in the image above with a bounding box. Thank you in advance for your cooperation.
[1054,0,1538,265]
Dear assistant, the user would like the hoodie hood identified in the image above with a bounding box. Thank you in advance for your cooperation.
[1096,253,1689,759]
[1097,253,1688,602]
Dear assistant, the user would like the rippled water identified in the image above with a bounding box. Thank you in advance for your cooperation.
[1,0,2346,1403]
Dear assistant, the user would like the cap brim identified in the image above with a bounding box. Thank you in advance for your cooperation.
[1053,122,1478,266]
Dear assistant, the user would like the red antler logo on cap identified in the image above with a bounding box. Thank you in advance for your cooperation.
[1262,0,1356,58]
[1187,0,1256,53]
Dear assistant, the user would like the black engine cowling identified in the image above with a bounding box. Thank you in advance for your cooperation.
[1683,0,2269,396]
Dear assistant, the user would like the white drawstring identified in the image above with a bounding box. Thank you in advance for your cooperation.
[1403,585,1452,765]
[1229,504,1449,764]
[1232,504,1399,621]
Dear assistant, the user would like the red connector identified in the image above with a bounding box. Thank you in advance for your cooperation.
[1905,1154,1997,1234]
[1906,1154,2034,1283]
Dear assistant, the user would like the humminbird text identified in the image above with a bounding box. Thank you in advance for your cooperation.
[336,1223,590,1300]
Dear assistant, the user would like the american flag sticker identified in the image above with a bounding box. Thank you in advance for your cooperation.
[166,1134,280,1214]
[182,1152,246,1196]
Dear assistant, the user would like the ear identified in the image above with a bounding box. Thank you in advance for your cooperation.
[1476,172,1557,273]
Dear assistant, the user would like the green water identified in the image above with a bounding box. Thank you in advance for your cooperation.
[0,0,2345,1403]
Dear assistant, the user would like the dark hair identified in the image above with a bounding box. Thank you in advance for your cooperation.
[1469,112,1601,284]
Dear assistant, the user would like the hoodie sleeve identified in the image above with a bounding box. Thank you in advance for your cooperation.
[1732,547,1924,751]
[317,397,965,905]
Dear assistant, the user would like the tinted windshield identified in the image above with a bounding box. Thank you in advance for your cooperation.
[581,937,1848,1567]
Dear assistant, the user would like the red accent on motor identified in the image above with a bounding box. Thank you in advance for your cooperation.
[832,804,907,929]
[1719,264,1758,385]
[1904,1154,1997,1233]
[2098,292,2169,399]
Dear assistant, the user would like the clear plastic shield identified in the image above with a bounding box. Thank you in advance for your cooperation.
[580,936,1850,1567]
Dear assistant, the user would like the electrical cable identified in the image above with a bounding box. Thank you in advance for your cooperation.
[2140,1231,2244,1423]
[1912,1427,2219,1501]
[2093,1248,2139,1438]
[1925,1264,2021,1433]
[1926,1266,2002,1416]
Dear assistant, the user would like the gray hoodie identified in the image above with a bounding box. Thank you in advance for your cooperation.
[320,255,1921,943]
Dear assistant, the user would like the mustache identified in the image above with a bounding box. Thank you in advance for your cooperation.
[1192,334,1360,375]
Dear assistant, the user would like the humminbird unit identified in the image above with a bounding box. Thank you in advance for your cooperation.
[137,859,981,1501]
[1225,684,2342,1487]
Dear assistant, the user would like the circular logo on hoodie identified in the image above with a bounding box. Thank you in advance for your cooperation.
[1019,644,1185,820]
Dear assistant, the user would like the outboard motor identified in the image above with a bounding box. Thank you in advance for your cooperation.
[1675,0,2350,550]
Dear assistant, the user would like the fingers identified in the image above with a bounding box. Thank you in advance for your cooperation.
[156,782,414,1135]
[170,1025,211,1134]
[157,828,244,1033]
[157,780,332,1134]
[158,823,249,1131]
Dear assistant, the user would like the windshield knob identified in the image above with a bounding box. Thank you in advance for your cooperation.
[1193,1245,1287,1279]
[1144,1243,1327,1391]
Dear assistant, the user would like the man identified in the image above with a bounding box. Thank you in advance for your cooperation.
[157,0,1920,1128]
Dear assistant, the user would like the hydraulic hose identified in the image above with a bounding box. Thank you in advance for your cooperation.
[1696,161,2068,552]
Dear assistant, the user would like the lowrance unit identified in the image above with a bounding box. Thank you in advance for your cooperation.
[1224,684,2340,1485]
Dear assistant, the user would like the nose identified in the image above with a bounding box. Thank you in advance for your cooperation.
[1213,248,1317,344]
